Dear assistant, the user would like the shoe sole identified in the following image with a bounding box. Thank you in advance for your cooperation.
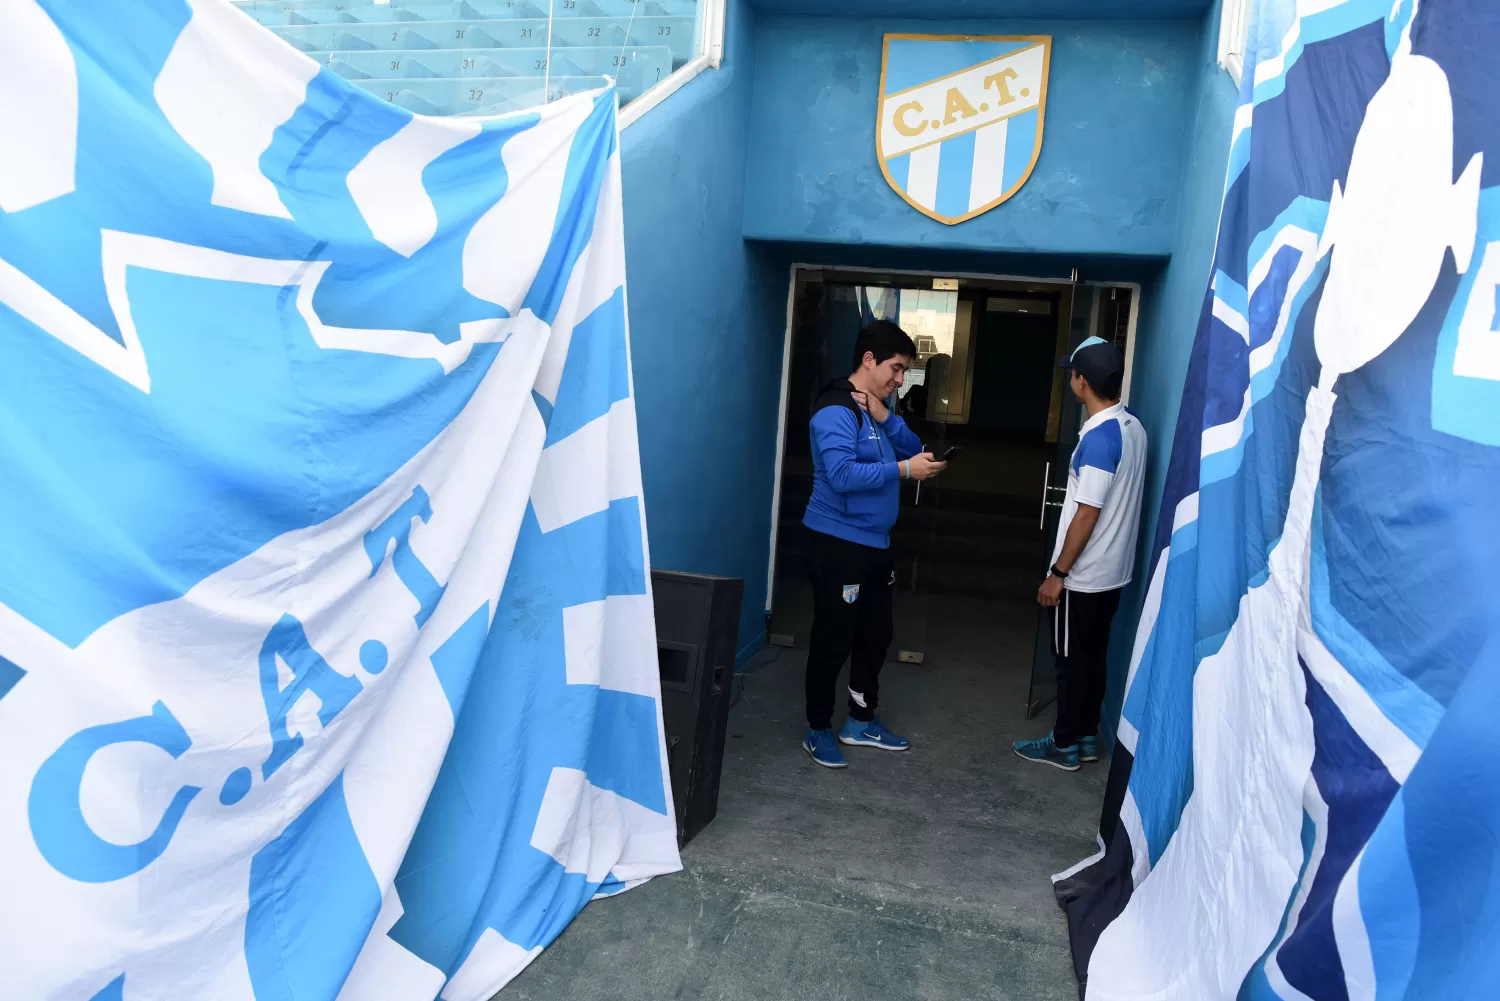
[1012,746,1080,771]
[838,735,910,752]
[1079,755,1100,763]
[803,742,847,769]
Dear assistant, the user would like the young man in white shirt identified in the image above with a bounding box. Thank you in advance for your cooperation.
[1014,337,1147,771]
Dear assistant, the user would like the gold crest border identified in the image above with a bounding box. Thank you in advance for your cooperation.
[876,33,1052,227]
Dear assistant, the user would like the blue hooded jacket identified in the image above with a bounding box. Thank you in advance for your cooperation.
[801,379,925,549]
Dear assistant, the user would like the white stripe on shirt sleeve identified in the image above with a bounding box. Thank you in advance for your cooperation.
[1074,465,1114,508]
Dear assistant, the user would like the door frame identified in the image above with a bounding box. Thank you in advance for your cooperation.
[763,263,1143,616]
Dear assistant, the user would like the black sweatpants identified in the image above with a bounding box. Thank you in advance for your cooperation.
[1052,586,1123,749]
[803,528,896,731]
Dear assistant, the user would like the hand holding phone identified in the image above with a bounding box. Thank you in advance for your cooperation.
[906,451,948,480]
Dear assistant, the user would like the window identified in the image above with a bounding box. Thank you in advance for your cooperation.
[897,288,959,373]
[1217,0,1251,87]
[233,0,725,121]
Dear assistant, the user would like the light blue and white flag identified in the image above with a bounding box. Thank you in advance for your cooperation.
[0,2,679,999]
[1057,1,1500,998]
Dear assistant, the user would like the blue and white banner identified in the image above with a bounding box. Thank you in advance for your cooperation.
[0,2,679,999]
[1057,1,1500,997]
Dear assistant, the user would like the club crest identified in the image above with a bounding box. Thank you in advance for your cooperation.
[877,34,1051,225]
[842,584,860,604]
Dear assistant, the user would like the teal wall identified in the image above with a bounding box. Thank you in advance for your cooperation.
[1101,0,1238,741]
[620,0,784,664]
[619,0,1238,676]
[756,0,1212,14]
[742,16,1200,255]
[754,0,1210,14]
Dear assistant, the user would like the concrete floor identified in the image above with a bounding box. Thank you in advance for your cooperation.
[502,584,1105,1001]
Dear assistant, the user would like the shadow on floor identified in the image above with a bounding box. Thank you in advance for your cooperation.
[502,591,1105,1001]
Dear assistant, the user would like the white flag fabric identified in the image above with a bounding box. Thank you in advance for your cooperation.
[0,2,680,999]
[1055,1,1500,998]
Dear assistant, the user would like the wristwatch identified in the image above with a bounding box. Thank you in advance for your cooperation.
[1049,563,1069,579]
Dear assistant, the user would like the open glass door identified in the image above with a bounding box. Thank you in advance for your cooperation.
[766,277,974,667]
[886,285,970,665]
[767,278,961,659]
[770,268,1115,723]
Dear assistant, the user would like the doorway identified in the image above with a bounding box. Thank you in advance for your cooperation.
[765,266,1138,717]
[509,265,1142,1001]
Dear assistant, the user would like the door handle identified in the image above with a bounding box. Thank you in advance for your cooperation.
[1038,461,1066,529]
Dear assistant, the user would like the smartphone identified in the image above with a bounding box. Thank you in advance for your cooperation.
[936,445,962,461]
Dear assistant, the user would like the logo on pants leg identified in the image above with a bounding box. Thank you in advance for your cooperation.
[842,584,860,604]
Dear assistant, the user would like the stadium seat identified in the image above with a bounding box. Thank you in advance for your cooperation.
[561,44,671,89]
[235,0,695,113]
[313,44,668,81]
[554,0,695,17]
[320,50,451,78]
[282,7,418,25]
[549,17,692,63]
[453,0,552,17]
[354,75,544,115]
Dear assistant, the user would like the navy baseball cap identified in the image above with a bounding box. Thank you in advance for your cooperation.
[1058,335,1124,391]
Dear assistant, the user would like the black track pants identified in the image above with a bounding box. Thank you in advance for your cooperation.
[803,528,896,731]
[1052,586,1123,749]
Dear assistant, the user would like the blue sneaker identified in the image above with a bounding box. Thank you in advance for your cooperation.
[1079,736,1100,763]
[802,728,847,769]
[1012,733,1080,771]
[838,716,911,752]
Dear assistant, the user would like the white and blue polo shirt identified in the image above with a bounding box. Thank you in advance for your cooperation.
[1051,402,1148,593]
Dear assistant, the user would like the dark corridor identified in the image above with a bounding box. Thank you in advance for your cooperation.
[768,267,1135,714]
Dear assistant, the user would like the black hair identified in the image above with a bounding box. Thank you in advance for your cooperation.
[850,320,917,373]
[1082,369,1123,401]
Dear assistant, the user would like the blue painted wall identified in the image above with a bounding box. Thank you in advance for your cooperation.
[619,0,1236,676]
[1100,0,1238,742]
[751,0,1209,17]
[742,16,1201,255]
[620,0,786,664]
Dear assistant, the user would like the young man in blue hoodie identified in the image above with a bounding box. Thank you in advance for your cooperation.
[800,321,947,769]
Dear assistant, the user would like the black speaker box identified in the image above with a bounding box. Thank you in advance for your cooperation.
[651,570,744,848]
